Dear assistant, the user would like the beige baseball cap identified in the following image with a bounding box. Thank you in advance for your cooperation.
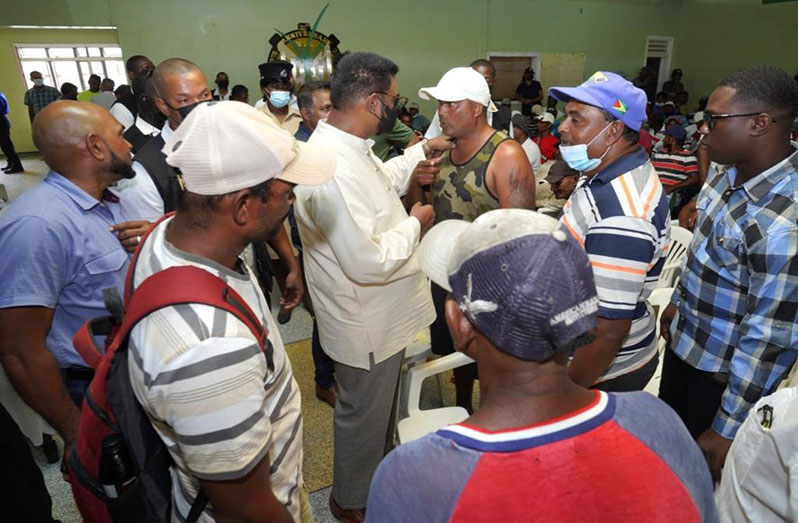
[162,101,335,196]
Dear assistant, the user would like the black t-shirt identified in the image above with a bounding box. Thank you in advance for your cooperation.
[516,80,542,101]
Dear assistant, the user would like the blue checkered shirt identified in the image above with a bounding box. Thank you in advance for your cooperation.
[670,146,798,438]
[23,85,61,115]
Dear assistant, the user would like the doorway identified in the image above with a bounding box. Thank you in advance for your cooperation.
[486,53,540,101]
[643,36,674,93]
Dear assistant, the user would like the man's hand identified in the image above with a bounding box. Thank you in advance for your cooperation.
[410,202,435,236]
[660,303,677,343]
[280,266,304,311]
[110,220,153,253]
[697,428,733,483]
[679,198,698,229]
[423,135,455,157]
[411,157,443,188]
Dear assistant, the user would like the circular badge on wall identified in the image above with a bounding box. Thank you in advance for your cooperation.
[268,22,342,88]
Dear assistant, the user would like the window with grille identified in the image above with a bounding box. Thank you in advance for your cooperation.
[14,45,126,92]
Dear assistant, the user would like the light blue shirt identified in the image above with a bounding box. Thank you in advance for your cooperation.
[0,171,134,367]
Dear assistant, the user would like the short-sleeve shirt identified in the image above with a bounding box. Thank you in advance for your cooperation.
[651,148,699,186]
[0,172,133,367]
[533,134,559,162]
[560,149,670,382]
[515,80,542,102]
[23,86,61,115]
[127,217,303,522]
[368,391,719,522]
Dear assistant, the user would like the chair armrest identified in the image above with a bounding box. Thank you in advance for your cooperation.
[406,352,474,416]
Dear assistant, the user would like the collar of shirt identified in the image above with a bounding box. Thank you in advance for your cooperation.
[135,115,160,136]
[315,120,375,154]
[44,171,106,211]
[589,147,649,185]
[723,145,798,203]
[160,121,175,143]
[262,103,302,122]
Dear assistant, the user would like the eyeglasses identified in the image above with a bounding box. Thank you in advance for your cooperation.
[702,111,777,130]
[374,91,408,111]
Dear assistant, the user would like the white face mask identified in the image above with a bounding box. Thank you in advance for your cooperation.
[558,122,613,172]
[33,78,44,87]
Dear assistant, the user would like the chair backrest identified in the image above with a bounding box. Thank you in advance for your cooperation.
[647,286,674,353]
[657,226,693,288]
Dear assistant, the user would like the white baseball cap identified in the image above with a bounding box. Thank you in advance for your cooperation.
[418,67,498,113]
[537,112,555,124]
[162,101,335,196]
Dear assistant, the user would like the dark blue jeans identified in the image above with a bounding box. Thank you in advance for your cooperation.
[312,320,336,390]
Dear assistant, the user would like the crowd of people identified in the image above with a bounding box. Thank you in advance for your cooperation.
[0,48,797,523]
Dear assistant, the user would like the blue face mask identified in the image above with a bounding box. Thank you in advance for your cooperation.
[559,123,614,172]
[269,90,291,108]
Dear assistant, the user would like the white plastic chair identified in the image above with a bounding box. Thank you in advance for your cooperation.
[657,226,693,288]
[643,287,675,395]
[396,352,474,444]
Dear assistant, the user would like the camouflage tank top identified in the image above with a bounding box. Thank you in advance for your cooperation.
[431,131,510,223]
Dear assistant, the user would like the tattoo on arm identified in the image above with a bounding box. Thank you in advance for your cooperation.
[505,164,536,210]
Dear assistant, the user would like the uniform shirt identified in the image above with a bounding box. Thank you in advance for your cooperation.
[23,85,61,115]
[670,147,798,439]
[259,103,302,135]
[128,217,303,522]
[651,148,699,186]
[368,391,719,522]
[294,120,435,370]
[0,172,133,367]
[560,149,670,382]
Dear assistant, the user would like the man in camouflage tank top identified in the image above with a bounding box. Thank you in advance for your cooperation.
[408,67,536,412]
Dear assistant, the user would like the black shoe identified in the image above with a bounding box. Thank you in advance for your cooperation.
[40,434,60,464]
[4,164,23,174]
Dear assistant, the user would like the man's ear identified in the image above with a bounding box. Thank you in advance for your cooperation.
[750,113,774,137]
[230,190,253,226]
[445,296,477,354]
[606,119,626,145]
[85,133,105,162]
[153,97,169,118]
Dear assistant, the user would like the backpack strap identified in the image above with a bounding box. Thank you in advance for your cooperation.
[186,490,208,523]
[118,265,272,370]
[123,212,175,305]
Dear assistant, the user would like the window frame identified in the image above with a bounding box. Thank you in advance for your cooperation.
[14,43,125,92]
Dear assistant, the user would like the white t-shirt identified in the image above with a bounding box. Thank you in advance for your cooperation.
[520,138,542,173]
[127,217,303,522]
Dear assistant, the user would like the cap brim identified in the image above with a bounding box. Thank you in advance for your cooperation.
[544,174,565,184]
[277,141,335,186]
[418,220,470,292]
[419,86,463,103]
[548,86,604,110]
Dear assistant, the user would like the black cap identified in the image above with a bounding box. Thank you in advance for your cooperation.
[544,161,580,184]
[258,60,294,84]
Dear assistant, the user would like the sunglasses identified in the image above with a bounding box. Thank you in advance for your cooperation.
[702,111,777,130]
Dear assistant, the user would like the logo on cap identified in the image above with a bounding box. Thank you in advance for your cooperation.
[612,98,628,115]
[589,72,609,84]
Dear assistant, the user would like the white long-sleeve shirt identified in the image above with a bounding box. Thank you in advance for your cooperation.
[294,120,435,370]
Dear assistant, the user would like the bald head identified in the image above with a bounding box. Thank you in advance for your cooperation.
[32,100,128,178]
[153,58,204,94]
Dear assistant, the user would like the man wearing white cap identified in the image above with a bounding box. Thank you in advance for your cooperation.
[293,51,453,521]
[410,66,536,413]
[424,59,497,139]
[534,111,560,162]
[127,101,334,523]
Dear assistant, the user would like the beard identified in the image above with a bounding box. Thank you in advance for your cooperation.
[110,149,136,179]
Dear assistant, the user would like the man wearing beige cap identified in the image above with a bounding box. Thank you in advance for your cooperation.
[127,101,334,523]
[293,51,452,522]
[409,66,536,413]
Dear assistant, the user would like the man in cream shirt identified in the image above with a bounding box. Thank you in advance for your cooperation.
[294,52,452,521]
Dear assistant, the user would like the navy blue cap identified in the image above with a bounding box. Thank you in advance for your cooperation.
[663,125,687,140]
[418,210,599,362]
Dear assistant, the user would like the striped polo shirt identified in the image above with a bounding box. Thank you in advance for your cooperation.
[560,148,670,382]
[127,217,303,522]
[651,149,699,186]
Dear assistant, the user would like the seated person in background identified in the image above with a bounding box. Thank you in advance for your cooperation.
[367,209,718,523]
[651,125,699,218]
[533,112,559,162]
[545,159,580,203]
[510,113,541,172]
[230,84,249,104]
[399,109,415,133]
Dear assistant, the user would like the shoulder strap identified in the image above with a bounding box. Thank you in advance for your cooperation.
[118,265,273,370]
[185,490,208,523]
[123,212,174,304]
